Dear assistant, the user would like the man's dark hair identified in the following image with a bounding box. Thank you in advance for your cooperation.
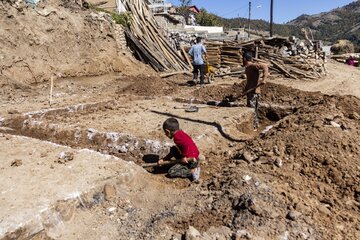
[163,118,180,132]
[196,37,202,43]
[243,52,253,61]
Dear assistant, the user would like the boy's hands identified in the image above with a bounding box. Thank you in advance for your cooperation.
[157,159,165,165]
[181,157,196,164]
[157,158,195,166]
[181,157,188,164]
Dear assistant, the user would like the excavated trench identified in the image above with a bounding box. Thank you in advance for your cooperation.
[0,99,295,162]
[0,94,297,239]
[0,101,172,163]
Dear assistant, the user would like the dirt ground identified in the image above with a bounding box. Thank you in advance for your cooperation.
[1,1,360,239]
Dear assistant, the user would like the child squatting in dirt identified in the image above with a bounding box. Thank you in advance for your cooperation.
[157,117,202,182]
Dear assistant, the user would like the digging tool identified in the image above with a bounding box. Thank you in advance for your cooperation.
[224,82,264,103]
[174,104,216,112]
[174,105,199,112]
[173,98,200,112]
[141,159,182,168]
[207,83,265,107]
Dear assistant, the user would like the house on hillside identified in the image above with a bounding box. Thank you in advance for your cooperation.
[187,5,200,26]
[188,5,200,14]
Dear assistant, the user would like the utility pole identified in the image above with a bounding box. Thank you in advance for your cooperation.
[270,0,274,37]
[248,1,251,39]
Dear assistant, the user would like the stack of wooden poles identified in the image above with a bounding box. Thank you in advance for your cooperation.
[122,0,189,72]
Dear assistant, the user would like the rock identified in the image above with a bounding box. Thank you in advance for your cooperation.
[108,207,116,213]
[171,233,183,240]
[233,230,252,240]
[242,151,255,162]
[257,156,272,164]
[348,112,360,120]
[286,210,302,221]
[11,159,23,167]
[104,184,116,201]
[273,146,281,156]
[57,151,74,163]
[330,121,341,128]
[248,204,263,216]
[185,226,202,240]
[7,109,20,114]
[242,175,252,182]
[318,205,331,216]
[313,120,323,128]
[274,157,283,167]
[203,226,232,240]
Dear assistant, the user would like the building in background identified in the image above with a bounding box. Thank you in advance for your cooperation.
[148,0,172,14]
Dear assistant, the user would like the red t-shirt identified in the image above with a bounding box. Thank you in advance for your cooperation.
[173,130,200,159]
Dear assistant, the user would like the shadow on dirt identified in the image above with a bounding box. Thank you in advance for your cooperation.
[150,110,245,142]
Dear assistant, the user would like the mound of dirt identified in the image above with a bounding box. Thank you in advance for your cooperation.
[191,82,324,107]
[0,0,151,87]
[163,81,360,238]
[170,91,360,239]
[116,75,177,96]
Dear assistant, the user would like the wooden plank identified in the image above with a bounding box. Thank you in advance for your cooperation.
[180,45,193,70]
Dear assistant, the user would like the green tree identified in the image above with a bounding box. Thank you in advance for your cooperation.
[196,8,222,26]
[177,0,192,23]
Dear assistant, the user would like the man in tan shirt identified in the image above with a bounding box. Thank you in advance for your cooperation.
[243,52,269,130]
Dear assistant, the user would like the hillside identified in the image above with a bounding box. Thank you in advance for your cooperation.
[196,9,302,38]
[199,1,360,49]
[0,0,150,87]
[288,1,360,48]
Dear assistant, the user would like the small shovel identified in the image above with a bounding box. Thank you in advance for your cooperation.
[224,82,264,103]
[141,159,182,168]
[174,105,199,112]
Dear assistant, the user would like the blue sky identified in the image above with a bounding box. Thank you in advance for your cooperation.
[167,0,355,23]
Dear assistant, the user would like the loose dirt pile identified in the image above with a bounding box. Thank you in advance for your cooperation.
[116,75,177,96]
[191,81,324,107]
[173,86,360,239]
[0,0,150,88]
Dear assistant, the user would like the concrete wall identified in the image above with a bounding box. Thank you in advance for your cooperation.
[184,25,224,34]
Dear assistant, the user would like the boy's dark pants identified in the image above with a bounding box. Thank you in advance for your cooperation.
[193,64,204,85]
[167,146,200,178]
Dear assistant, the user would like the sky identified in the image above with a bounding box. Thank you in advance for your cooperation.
[167,0,356,24]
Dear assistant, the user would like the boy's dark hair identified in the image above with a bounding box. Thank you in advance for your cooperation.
[243,52,253,61]
[163,118,180,132]
[196,37,202,43]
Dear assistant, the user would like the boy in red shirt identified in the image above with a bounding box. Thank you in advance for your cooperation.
[157,118,201,182]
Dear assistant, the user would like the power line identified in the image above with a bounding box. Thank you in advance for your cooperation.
[219,3,249,17]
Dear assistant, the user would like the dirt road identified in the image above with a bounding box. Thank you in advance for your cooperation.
[274,60,360,98]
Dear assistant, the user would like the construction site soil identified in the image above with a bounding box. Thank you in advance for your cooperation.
[1,1,360,239]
